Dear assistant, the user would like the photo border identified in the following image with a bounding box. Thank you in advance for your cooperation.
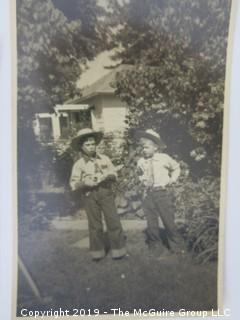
[10,0,238,318]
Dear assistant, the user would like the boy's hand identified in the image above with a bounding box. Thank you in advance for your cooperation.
[85,181,98,187]
[83,176,98,187]
[99,173,116,183]
[74,182,84,190]
[142,178,153,188]
[168,178,177,186]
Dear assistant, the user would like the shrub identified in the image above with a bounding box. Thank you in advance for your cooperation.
[174,174,220,263]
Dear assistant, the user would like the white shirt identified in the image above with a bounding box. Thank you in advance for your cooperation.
[137,153,180,188]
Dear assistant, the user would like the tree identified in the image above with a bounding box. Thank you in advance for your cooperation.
[108,0,231,175]
[17,0,107,209]
[17,0,106,127]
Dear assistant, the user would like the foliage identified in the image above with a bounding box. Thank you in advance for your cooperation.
[17,0,107,204]
[17,0,106,126]
[186,205,219,264]
[51,141,76,186]
[28,201,51,231]
[109,0,231,174]
[98,131,128,165]
[174,174,220,263]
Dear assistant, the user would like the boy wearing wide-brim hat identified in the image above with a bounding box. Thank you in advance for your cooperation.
[135,129,185,255]
[70,128,126,261]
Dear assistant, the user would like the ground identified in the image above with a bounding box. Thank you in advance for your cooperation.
[17,214,217,316]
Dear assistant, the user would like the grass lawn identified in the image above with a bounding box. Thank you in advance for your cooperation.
[17,221,217,316]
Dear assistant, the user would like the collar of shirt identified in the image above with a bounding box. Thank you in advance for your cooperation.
[82,152,101,163]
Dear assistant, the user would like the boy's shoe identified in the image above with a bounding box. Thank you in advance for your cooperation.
[111,247,128,260]
[92,257,105,262]
[112,255,126,260]
[91,251,106,262]
[112,253,130,261]
[169,239,186,255]
[148,245,174,261]
[148,242,166,258]
[157,247,174,261]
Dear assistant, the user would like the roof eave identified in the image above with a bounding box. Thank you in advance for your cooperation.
[74,90,115,103]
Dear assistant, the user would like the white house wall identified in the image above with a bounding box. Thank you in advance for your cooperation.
[101,95,127,132]
[90,97,105,131]
[86,95,128,132]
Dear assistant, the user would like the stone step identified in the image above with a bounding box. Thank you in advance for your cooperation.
[51,217,148,231]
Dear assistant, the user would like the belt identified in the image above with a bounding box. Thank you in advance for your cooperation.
[152,186,167,191]
[85,181,112,193]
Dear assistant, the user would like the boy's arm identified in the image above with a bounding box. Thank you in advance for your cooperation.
[167,156,181,184]
[136,159,145,181]
[137,158,150,187]
[69,161,84,191]
[100,155,118,182]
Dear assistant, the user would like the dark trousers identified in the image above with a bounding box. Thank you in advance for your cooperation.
[84,186,126,259]
[143,188,181,246]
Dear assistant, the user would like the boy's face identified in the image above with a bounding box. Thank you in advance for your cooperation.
[141,138,158,158]
[81,137,96,156]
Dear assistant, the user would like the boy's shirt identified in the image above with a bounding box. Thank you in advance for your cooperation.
[70,153,117,191]
[137,152,180,189]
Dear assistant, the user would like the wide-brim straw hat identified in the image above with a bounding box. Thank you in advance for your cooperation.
[134,129,166,149]
[71,128,103,150]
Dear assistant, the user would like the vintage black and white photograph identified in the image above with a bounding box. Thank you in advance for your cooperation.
[16,0,232,317]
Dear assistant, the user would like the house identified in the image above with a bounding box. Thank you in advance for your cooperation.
[33,65,130,141]
[73,65,130,133]
[33,104,91,141]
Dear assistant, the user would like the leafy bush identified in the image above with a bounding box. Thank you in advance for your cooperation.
[97,131,128,166]
[174,174,220,263]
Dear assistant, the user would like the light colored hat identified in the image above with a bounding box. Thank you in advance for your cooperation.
[71,128,103,150]
[135,129,166,148]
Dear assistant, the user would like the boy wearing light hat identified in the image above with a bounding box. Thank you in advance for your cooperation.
[136,129,185,255]
[70,128,126,261]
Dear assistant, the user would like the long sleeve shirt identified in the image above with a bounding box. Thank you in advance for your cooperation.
[137,152,180,189]
[69,153,117,191]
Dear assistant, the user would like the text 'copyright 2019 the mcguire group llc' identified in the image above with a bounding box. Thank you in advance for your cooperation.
[20,308,231,318]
